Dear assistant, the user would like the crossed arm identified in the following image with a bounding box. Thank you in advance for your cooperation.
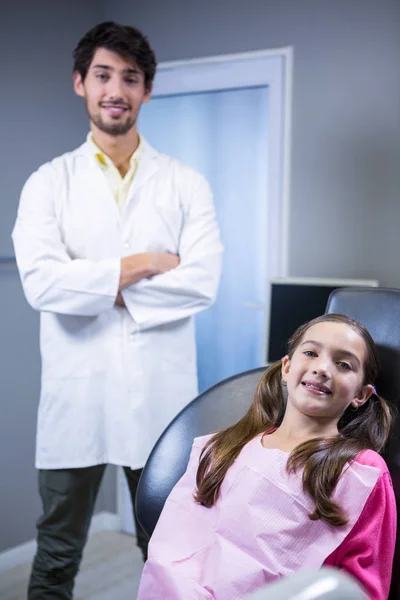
[12,167,222,328]
[115,252,180,306]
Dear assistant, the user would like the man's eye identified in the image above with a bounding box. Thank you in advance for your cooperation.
[96,74,108,81]
[125,78,138,85]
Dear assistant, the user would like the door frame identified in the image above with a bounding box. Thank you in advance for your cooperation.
[117,46,293,534]
[151,46,293,278]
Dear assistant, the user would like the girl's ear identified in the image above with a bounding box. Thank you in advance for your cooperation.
[351,384,375,408]
[281,355,290,382]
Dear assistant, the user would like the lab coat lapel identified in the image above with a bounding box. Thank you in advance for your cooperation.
[79,143,120,218]
[125,139,160,208]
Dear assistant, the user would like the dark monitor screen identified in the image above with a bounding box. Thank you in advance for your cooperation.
[267,283,342,363]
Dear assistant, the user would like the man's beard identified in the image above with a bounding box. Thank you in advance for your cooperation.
[91,112,136,136]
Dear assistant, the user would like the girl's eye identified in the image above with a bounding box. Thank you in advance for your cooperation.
[337,361,351,370]
[303,350,317,357]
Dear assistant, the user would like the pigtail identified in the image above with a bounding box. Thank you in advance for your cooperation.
[194,361,285,507]
[339,391,393,451]
[287,391,393,527]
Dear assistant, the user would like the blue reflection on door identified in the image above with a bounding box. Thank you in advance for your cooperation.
[139,86,269,392]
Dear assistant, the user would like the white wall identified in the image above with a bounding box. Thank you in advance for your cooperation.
[105,0,400,286]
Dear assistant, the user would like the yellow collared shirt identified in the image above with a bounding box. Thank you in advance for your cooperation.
[87,132,143,211]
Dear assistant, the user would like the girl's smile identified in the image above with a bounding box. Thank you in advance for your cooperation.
[282,321,374,424]
[301,380,332,395]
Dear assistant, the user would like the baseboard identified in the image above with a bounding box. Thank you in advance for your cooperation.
[88,510,120,535]
[0,511,120,573]
[0,538,37,574]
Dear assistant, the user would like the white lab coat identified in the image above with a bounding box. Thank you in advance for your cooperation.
[12,139,223,469]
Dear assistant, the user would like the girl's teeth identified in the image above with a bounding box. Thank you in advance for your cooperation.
[306,383,326,392]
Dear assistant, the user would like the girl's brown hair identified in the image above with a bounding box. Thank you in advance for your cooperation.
[194,313,393,526]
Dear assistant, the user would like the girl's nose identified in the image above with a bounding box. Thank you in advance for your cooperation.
[312,361,330,378]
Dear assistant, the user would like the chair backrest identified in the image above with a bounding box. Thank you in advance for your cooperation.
[326,287,400,600]
[326,287,400,468]
[136,367,266,536]
[326,287,400,412]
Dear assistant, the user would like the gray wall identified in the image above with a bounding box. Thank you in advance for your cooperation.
[106,0,400,285]
[0,0,116,553]
[2,0,400,552]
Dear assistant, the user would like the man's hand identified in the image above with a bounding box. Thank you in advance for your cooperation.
[119,252,180,291]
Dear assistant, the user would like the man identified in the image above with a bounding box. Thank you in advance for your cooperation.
[12,21,222,600]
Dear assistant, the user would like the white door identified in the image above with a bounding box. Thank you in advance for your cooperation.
[118,49,292,534]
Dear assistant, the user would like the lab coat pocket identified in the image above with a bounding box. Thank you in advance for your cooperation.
[40,313,94,379]
[155,319,197,375]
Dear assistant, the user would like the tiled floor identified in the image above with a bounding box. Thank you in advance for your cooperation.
[0,531,144,600]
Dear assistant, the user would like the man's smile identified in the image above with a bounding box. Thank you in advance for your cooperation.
[101,103,130,117]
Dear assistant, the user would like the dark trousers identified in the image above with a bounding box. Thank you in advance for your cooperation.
[28,465,149,600]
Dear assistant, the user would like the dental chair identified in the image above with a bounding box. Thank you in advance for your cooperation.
[136,287,400,599]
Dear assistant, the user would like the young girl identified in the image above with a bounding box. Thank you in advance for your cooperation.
[137,314,396,600]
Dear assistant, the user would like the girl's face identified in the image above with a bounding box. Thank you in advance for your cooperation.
[281,322,374,423]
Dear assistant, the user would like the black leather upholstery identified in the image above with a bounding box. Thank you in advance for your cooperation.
[136,367,266,536]
[326,287,400,600]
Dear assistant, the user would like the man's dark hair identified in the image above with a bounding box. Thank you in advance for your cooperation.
[73,21,157,90]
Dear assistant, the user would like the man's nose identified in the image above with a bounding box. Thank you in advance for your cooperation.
[107,77,124,99]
